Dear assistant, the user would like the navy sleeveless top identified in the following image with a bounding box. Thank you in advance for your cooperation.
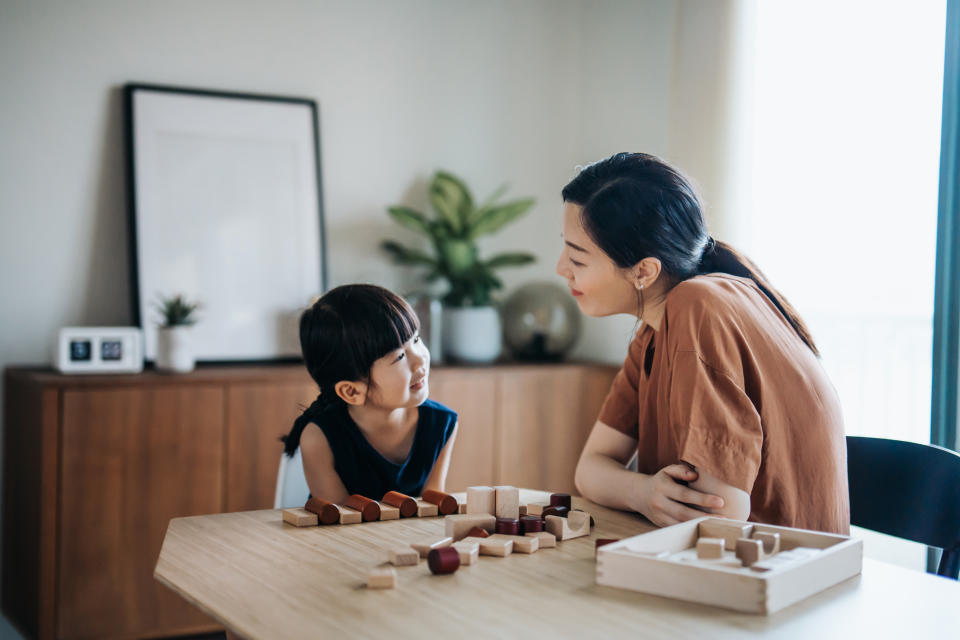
[309,399,457,499]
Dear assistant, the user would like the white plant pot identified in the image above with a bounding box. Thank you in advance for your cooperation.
[155,326,196,373]
[442,306,502,364]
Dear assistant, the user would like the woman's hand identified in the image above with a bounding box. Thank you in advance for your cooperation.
[633,463,726,527]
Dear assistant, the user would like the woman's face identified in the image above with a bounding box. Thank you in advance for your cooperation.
[556,202,639,317]
[366,333,431,409]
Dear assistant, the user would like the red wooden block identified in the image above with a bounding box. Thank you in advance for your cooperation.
[465,526,490,539]
[382,491,418,517]
[422,489,458,515]
[495,518,520,535]
[428,547,461,575]
[550,493,572,509]
[304,497,340,525]
[345,495,381,521]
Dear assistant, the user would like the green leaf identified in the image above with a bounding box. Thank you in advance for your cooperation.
[438,238,477,276]
[381,241,438,267]
[468,198,535,237]
[484,252,536,269]
[386,206,430,235]
[429,171,473,234]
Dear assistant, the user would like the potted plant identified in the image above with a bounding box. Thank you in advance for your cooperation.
[382,171,535,363]
[154,294,200,373]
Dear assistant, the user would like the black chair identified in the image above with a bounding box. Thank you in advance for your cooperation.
[847,435,960,578]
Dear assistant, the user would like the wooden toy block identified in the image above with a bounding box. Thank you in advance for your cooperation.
[526,531,556,548]
[466,486,496,515]
[519,505,528,516]
[422,489,459,515]
[567,510,590,535]
[495,518,520,535]
[410,536,453,558]
[451,540,480,565]
[550,492,572,509]
[388,546,419,566]
[491,534,539,554]
[465,526,490,539]
[458,502,467,514]
[304,497,341,525]
[696,537,725,560]
[382,491,418,517]
[753,531,781,555]
[428,547,461,574]
[735,538,764,567]
[445,514,496,541]
[542,505,569,519]
[345,495,381,521]
[375,502,401,520]
[544,514,589,541]
[526,503,547,516]
[571,509,597,527]
[494,486,520,519]
[282,508,318,527]
[750,546,821,572]
[595,539,620,555]
[367,567,396,589]
[520,515,543,534]
[335,504,362,524]
[699,520,754,551]
[415,499,439,517]
[463,535,513,557]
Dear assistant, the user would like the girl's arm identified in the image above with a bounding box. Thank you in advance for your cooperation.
[299,423,350,504]
[422,422,459,494]
[575,421,732,527]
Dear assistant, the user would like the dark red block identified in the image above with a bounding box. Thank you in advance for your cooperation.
[428,547,461,575]
[345,494,381,521]
[495,518,520,535]
[542,505,569,519]
[520,515,543,534]
[382,491,418,517]
[549,493,572,509]
[422,489,458,515]
[465,526,489,539]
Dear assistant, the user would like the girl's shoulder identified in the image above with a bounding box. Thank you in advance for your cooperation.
[420,398,458,422]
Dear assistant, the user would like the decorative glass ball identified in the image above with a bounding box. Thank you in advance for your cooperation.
[502,281,582,361]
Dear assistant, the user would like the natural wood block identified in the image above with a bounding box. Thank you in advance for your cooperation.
[415,499,439,517]
[458,502,467,514]
[491,534,538,554]
[444,514,497,541]
[544,515,588,541]
[736,538,764,567]
[410,536,453,558]
[526,531,556,548]
[451,540,480,565]
[463,535,513,557]
[367,567,396,589]
[281,508,317,527]
[526,503,547,516]
[335,504,362,525]
[466,486,496,515]
[696,537,724,560]
[518,505,528,516]
[699,520,753,551]
[567,510,590,536]
[754,531,781,555]
[388,547,419,567]
[495,486,520,519]
[376,502,401,521]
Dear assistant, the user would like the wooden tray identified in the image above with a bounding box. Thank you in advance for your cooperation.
[595,517,862,614]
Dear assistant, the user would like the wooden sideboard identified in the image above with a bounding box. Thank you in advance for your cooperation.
[2,361,617,640]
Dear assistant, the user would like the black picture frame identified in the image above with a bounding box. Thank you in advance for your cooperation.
[124,82,327,364]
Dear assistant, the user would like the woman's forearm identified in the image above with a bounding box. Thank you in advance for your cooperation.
[575,451,647,512]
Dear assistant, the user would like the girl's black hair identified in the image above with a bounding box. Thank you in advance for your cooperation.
[281,284,420,456]
[562,152,818,356]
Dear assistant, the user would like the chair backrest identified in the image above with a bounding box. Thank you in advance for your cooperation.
[847,435,960,577]
[274,447,311,509]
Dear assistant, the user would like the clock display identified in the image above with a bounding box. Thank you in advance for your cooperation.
[101,340,123,361]
[70,340,92,362]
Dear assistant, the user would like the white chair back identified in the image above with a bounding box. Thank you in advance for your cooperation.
[274,447,311,509]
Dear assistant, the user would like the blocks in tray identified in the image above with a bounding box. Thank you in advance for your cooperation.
[698,520,754,551]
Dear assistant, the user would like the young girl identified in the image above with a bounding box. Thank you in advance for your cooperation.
[561,153,849,534]
[281,284,458,504]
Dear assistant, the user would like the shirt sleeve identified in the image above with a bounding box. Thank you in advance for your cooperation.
[597,333,644,437]
[669,350,763,494]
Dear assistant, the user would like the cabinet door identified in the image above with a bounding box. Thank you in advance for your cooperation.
[59,387,224,640]
[496,366,618,493]
[429,369,497,491]
[225,381,317,512]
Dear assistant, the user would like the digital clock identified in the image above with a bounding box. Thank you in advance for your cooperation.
[53,327,144,374]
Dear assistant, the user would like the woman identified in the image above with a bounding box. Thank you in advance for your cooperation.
[561,153,848,534]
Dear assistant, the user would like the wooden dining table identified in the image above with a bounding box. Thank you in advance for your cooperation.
[154,489,960,638]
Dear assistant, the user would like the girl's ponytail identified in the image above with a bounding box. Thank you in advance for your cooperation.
[698,239,819,357]
[281,393,342,456]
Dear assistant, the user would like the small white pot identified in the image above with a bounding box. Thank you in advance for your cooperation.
[442,306,502,364]
[155,326,195,373]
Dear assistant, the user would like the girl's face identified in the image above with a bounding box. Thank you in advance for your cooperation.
[366,333,431,409]
[556,202,639,317]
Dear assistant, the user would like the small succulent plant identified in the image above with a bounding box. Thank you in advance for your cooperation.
[154,294,200,327]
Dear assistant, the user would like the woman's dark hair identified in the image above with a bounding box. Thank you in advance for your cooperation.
[562,152,818,356]
[281,284,420,455]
